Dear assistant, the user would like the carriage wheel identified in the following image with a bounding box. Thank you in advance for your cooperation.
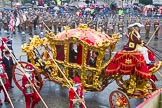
[12,61,43,91]
[109,90,130,108]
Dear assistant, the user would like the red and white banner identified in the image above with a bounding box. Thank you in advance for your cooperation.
[8,14,15,32]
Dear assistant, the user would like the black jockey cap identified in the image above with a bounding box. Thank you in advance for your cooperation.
[5,51,10,55]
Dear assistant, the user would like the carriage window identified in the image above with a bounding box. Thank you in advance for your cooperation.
[56,45,65,61]
[102,48,111,65]
[68,68,81,80]
[86,50,98,68]
[86,70,95,85]
[99,68,108,86]
[69,43,82,65]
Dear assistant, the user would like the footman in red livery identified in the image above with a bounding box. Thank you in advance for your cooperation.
[22,63,40,108]
[0,58,10,105]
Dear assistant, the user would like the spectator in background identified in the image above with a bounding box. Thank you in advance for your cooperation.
[125,8,129,15]
[6,36,13,51]
[32,0,36,5]
[13,9,18,18]
[33,15,39,35]
[0,11,3,34]
[33,15,39,31]
[90,8,95,19]
[38,0,43,6]
[118,8,123,17]
[103,5,109,14]
[3,13,9,33]
[6,36,16,58]
[59,8,64,15]
[159,7,162,15]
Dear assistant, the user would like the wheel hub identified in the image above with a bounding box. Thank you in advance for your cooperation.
[116,97,124,107]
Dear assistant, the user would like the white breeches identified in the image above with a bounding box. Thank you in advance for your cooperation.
[137,45,151,64]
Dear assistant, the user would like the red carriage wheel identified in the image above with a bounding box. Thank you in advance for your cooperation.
[109,90,130,108]
[12,61,43,91]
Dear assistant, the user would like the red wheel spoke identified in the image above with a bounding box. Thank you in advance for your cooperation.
[109,90,130,108]
[16,68,24,73]
[17,79,22,82]
[35,80,40,83]
[20,63,26,68]
[13,62,43,92]
[113,94,117,98]
[15,72,23,76]
[34,78,40,83]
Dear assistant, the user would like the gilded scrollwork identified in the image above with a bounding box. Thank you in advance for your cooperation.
[116,75,153,96]
[22,24,119,91]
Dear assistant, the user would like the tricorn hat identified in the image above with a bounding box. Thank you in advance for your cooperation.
[128,23,144,28]
[73,76,81,84]
[1,37,8,43]
[24,63,34,72]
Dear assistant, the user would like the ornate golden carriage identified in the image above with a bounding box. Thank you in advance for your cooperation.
[12,24,162,108]
[17,24,119,91]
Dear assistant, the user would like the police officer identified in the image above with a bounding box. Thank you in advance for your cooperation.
[145,19,151,39]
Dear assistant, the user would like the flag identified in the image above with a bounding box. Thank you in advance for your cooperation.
[8,14,15,32]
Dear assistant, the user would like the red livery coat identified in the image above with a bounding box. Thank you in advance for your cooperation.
[22,72,40,108]
[69,85,84,108]
[0,64,10,102]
